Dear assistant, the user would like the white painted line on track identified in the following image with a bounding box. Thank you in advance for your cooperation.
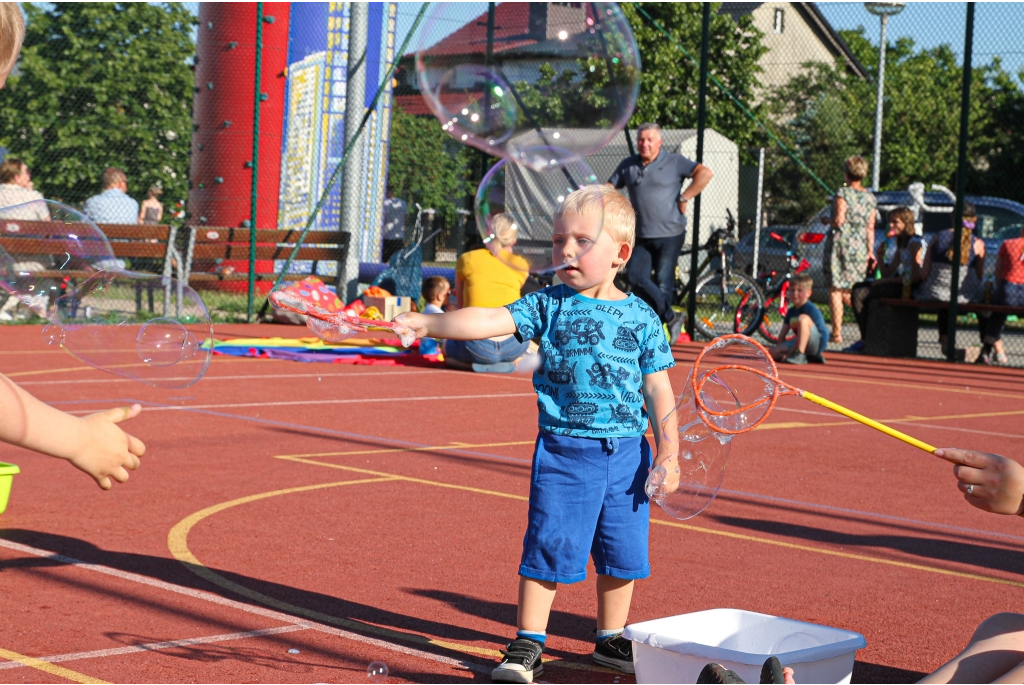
[0,539,489,675]
[65,392,536,413]
[0,625,310,671]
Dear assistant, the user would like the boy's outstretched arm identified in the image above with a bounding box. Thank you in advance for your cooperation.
[396,307,517,342]
[642,370,677,468]
[0,374,145,490]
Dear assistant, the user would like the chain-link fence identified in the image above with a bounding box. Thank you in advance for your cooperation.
[1,2,1022,367]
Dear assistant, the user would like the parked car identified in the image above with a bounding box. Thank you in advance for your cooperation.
[800,191,1024,281]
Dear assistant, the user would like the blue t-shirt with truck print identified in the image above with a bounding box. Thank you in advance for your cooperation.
[506,284,675,437]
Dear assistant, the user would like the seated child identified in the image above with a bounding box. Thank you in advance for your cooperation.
[421,275,450,315]
[419,275,450,355]
[769,273,829,365]
[397,184,678,683]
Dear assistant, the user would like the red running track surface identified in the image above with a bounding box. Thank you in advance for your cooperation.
[1,323,1023,683]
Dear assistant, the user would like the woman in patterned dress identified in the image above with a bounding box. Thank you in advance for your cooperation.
[822,155,877,343]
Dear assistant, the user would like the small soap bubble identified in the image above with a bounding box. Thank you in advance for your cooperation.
[367,661,389,682]
[287,648,301,654]
[136,318,200,367]
[41,322,64,346]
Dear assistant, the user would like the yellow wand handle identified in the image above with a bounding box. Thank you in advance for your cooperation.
[800,390,936,454]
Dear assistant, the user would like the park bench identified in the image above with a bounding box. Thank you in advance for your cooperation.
[864,297,1024,358]
[182,227,349,290]
[0,220,184,314]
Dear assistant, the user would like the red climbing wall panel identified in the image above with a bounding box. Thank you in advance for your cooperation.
[189,2,290,229]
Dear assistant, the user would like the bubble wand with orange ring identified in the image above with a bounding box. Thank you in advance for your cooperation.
[691,334,936,453]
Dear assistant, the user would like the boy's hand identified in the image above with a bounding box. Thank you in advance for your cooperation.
[393,312,428,341]
[934,448,1024,516]
[71,405,146,490]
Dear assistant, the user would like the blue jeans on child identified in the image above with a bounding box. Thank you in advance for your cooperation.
[520,432,651,584]
[445,336,528,365]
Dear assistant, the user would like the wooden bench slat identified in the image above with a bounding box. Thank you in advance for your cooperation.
[109,244,170,259]
[879,298,1024,316]
[99,225,172,240]
[191,228,347,244]
[0,237,113,257]
[191,245,342,261]
[188,272,317,282]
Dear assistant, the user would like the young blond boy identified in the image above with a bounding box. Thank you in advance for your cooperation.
[0,2,145,489]
[398,185,677,682]
[768,273,829,364]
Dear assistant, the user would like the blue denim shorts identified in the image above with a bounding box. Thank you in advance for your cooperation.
[520,432,651,584]
[445,336,528,365]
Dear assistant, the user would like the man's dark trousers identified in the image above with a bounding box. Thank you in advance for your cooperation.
[626,233,685,323]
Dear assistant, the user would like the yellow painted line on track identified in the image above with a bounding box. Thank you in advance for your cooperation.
[0,647,108,684]
[279,458,1024,590]
[279,439,537,460]
[167,475,611,674]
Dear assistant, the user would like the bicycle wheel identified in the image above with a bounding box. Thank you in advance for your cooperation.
[758,295,795,344]
[692,270,763,341]
[734,285,765,337]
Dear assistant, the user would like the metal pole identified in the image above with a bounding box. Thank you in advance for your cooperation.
[947,1,974,362]
[686,2,711,339]
[753,147,765,276]
[339,3,369,302]
[247,1,264,321]
[871,14,887,191]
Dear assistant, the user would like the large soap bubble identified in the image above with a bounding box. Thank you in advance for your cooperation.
[0,200,121,318]
[48,270,212,388]
[416,2,640,171]
[0,199,212,388]
[475,157,604,274]
[646,373,732,521]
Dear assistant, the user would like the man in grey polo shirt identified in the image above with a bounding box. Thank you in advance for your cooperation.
[609,122,713,341]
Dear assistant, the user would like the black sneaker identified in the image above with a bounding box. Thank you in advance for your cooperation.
[807,352,826,364]
[492,637,544,683]
[760,656,785,683]
[697,663,745,684]
[592,633,635,674]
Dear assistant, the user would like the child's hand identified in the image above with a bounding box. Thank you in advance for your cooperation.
[71,405,146,490]
[934,448,1024,516]
[393,312,429,341]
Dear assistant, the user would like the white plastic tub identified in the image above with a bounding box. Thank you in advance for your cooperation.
[624,609,866,684]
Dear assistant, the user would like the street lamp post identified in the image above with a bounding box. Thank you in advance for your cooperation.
[865,2,905,191]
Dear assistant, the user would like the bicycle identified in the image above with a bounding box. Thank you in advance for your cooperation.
[734,230,812,343]
[671,210,765,341]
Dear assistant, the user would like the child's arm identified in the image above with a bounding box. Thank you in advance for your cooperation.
[642,370,677,468]
[0,374,145,489]
[396,307,517,342]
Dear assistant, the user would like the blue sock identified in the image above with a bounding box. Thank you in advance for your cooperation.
[597,628,624,642]
[517,630,546,645]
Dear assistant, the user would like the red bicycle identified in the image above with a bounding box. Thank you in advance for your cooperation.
[734,231,817,343]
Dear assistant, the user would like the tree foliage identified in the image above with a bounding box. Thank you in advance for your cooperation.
[621,3,768,162]
[387,105,473,218]
[0,3,195,206]
[764,27,1024,223]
